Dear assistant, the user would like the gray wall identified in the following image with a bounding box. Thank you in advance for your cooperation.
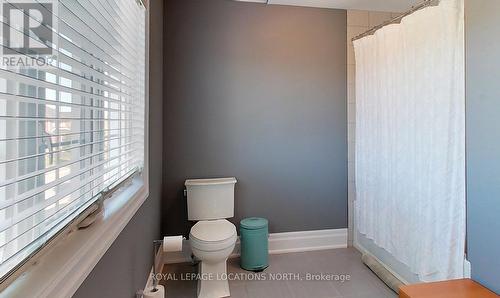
[465,0,500,294]
[164,0,347,235]
[73,0,164,297]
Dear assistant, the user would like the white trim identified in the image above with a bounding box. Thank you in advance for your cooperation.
[163,228,348,264]
[142,268,155,298]
[267,228,347,254]
[463,258,471,279]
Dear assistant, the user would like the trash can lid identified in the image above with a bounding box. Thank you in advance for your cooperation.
[240,217,268,230]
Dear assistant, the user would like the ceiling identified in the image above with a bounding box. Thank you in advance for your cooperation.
[235,0,421,12]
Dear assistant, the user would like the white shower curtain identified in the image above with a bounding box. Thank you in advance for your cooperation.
[354,0,465,281]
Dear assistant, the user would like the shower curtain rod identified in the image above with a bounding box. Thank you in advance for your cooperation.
[352,0,440,41]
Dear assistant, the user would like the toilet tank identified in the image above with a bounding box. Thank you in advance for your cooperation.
[185,177,237,220]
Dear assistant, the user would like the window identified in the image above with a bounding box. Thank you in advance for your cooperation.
[0,0,146,280]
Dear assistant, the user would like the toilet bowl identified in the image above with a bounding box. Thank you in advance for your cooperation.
[190,219,237,298]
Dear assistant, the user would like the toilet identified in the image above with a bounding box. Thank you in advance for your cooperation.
[185,177,238,298]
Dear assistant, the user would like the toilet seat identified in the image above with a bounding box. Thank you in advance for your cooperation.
[190,219,236,251]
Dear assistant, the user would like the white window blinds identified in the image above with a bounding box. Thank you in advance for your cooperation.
[0,0,146,279]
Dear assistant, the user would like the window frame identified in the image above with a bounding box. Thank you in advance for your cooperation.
[0,1,150,295]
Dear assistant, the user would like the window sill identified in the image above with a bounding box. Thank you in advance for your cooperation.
[0,176,149,298]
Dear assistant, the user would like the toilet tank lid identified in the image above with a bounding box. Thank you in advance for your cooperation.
[185,177,237,186]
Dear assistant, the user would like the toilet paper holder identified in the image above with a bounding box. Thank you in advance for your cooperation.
[151,237,186,291]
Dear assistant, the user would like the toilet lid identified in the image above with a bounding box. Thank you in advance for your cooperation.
[190,219,236,242]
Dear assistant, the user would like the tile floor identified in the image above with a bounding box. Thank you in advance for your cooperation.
[160,248,398,298]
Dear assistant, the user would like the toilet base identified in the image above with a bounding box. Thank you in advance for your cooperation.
[197,260,230,298]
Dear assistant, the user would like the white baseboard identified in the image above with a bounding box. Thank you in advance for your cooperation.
[164,228,347,264]
[267,228,348,254]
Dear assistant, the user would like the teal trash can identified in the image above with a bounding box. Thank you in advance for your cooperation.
[240,217,269,271]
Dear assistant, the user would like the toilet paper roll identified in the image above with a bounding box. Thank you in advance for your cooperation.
[163,236,183,252]
[143,285,165,298]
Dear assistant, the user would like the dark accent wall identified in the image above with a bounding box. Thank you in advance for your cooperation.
[465,0,500,294]
[164,0,347,235]
[73,0,164,297]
